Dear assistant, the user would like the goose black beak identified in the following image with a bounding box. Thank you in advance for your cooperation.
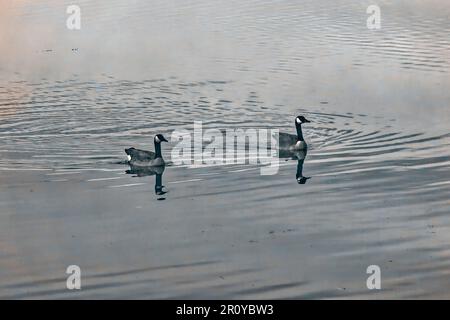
[161,136,169,142]
[304,118,311,123]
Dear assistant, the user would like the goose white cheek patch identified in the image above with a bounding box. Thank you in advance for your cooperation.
[127,155,131,161]
[155,136,160,143]
[296,118,301,124]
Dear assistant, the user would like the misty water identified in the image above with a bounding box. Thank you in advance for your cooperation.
[1,0,450,299]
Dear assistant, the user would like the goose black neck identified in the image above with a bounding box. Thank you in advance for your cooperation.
[295,121,305,141]
[154,140,162,158]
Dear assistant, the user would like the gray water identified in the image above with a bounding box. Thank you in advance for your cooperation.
[1,0,450,299]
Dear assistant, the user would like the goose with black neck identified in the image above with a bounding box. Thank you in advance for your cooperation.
[125,134,168,167]
[279,115,311,151]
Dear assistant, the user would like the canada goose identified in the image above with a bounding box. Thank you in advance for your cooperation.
[279,115,311,151]
[125,134,168,167]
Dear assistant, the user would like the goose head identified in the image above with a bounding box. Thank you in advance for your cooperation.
[295,115,311,125]
[154,134,168,144]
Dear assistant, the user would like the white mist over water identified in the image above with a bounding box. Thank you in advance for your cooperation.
[2,0,449,128]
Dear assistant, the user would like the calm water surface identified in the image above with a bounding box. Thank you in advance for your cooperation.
[0,0,450,299]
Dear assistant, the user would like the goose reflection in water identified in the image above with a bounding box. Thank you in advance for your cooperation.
[125,164,168,200]
[279,149,311,184]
